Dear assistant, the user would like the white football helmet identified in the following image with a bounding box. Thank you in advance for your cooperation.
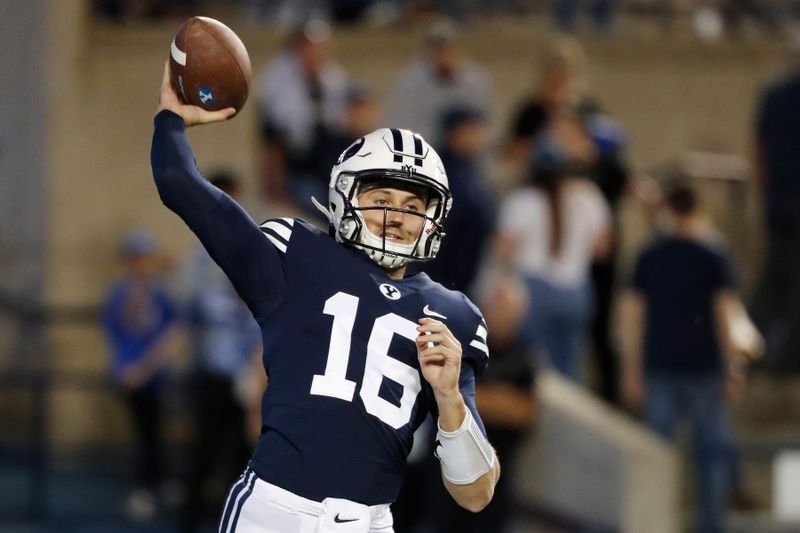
[314,128,452,269]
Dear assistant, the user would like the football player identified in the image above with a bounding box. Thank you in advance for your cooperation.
[151,62,499,532]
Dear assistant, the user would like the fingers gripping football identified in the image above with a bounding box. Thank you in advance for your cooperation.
[156,61,236,127]
[416,318,462,396]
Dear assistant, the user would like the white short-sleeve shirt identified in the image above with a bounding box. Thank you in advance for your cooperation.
[498,179,611,288]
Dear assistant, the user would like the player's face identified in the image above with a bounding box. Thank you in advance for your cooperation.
[357,187,427,245]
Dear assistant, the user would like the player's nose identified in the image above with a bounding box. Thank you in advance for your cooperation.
[385,209,405,226]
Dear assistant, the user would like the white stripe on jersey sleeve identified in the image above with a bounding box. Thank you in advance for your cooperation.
[263,220,292,241]
[264,233,287,253]
[469,339,489,357]
[468,322,489,357]
[259,218,295,254]
[475,324,487,343]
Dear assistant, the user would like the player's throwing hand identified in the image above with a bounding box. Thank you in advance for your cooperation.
[155,61,235,127]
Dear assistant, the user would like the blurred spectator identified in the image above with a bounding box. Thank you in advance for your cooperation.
[256,19,348,215]
[721,0,779,37]
[241,0,396,25]
[387,19,491,146]
[752,59,800,373]
[620,184,760,533]
[581,102,629,404]
[180,173,263,532]
[416,105,495,295]
[506,36,586,168]
[507,36,628,401]
[92,0,195,21]
[430,273,536,533]
[317,81,382,178]
[495,120,611,382]
[102,230,179,521]
[554,0,619,33]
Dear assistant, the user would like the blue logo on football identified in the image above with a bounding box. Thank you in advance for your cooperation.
[197,87,215,107]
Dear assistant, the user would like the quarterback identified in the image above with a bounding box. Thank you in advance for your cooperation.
[151,62,499,532]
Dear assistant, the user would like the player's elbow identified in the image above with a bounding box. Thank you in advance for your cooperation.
[446,458,500,512]
[153,166,184,208]
[457,484,495,513]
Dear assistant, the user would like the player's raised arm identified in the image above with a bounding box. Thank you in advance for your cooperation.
[417,318,500,512]
[151,62,284,313]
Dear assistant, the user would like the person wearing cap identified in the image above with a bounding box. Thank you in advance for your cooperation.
[416,105,495,296]
[386,20,490,146]
[255,19,349,216]
[102,230,180,521]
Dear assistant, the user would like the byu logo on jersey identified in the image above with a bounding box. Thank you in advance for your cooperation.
[379,283,401,300]
[197,87,215,106]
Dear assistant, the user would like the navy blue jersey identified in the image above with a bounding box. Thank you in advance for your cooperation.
[151,111,490,505]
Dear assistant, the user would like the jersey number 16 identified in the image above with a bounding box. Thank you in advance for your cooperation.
[310,291,421,429]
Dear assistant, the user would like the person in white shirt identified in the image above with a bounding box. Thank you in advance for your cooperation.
[255,19,348,216]
[386,20,490,147]
[495,121,611,382]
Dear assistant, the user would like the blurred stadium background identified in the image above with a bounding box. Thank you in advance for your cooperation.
[3,0,800,532]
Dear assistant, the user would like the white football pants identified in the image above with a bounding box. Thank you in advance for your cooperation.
[218,467,395,533]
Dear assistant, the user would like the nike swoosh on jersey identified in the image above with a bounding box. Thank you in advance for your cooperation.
[334,514,359,523]
[422,305,447,320]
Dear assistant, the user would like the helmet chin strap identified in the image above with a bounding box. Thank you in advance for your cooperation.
[360,222,417,269]
[310,196,332,224]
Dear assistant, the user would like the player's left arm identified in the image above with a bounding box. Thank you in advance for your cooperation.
[416,318,500,513]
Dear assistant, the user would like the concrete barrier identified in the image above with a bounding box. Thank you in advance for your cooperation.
[516,371,679,533]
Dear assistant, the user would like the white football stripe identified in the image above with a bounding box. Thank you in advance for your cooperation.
[264,221,292,241]
[469,340,489,357]
[264,233,287,253]
[475,325,487,342]
[280,217,295,226]
[170,39,187,66]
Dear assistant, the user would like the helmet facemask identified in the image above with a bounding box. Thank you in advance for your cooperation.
[330,171,450,269]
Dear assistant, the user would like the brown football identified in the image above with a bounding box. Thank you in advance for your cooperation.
[169,16,251,115]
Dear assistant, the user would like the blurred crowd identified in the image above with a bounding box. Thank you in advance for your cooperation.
[92,10,800,533]
[93,0,800,40]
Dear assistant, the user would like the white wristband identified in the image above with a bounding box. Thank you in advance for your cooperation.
[434,408,495,485]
